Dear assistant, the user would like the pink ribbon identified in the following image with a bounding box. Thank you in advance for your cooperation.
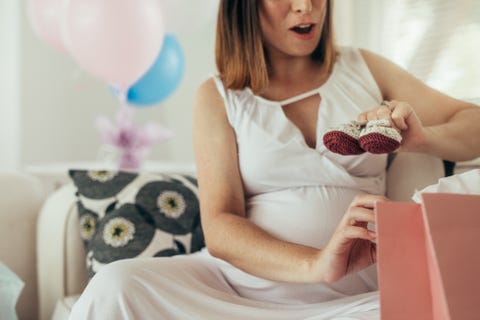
[96,105,173,170]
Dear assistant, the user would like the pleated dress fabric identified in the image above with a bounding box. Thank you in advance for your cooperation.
[69,47,385,320]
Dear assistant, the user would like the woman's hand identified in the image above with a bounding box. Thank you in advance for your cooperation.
[316,194,387,283]
[357,100,427,153]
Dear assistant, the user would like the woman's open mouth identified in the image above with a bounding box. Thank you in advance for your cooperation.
[290,24,314,35]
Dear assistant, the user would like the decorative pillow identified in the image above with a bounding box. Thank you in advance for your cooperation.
[69,169,204,279]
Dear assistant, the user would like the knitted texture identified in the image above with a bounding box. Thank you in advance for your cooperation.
[358,119,402,154]
[358,133,400,154]
[323,121,365,155]
[324,119,402,155]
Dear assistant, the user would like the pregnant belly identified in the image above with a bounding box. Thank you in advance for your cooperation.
[246,186,361,248]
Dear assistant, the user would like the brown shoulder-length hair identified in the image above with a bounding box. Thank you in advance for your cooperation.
[215,0,336,93]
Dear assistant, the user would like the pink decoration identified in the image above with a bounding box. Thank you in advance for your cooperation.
[96,105,173,170]
[27,0,68,52]
[62,0,165,91]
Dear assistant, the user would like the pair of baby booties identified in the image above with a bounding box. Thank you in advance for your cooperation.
[323,119,402,155]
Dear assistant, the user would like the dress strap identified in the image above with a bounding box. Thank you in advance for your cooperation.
[278,88,321,106]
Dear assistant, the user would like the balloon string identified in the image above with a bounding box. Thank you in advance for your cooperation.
[118,89,127,107]
[117,89,136,116]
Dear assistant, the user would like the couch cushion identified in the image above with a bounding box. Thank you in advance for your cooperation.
[69,170,204,279]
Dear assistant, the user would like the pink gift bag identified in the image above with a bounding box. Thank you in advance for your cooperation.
[375,193,480,320]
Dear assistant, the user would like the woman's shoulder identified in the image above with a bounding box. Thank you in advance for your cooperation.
[197,76,221,97]
[199,75,255,105]
[196,75,234,109]
[195,75,244,126]
[195,77,226,113]
[197,75,242,100]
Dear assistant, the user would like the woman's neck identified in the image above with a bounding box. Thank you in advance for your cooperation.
[261,55,328,101]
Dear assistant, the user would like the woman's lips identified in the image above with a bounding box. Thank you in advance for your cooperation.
[290,24,315,39]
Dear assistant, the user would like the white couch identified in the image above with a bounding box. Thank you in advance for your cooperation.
[1,154,468,320]
[0,173,48,320]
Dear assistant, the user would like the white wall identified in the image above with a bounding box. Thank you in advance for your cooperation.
[0,0,21,171]
[19,1,218,168]
[333,0,386,51]
[13,0,376,170]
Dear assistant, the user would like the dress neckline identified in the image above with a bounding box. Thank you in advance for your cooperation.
[248,60,338,106]
[254,87,321,106]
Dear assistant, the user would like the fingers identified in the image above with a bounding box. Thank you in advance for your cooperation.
[357,101,393,123]
[357,107,390,123]
[346,207,376,225]
[350,193,389,209]
[334,194,389,245]
[390,102,413,130]
[342,225,376,241]
[357,100,415,132]
[357,112,368,123]
[344,193,388,227]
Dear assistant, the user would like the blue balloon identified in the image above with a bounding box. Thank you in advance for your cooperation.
[127,34,185,106]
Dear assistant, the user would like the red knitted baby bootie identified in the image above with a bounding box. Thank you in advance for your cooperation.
[358,119,402,154]
[323,121,366,155]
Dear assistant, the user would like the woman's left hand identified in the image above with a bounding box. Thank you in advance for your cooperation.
[357,100,427,152]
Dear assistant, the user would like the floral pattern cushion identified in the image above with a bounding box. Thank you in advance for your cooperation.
[69,170,204,279]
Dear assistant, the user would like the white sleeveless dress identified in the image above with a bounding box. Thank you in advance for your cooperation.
[70,47,385,320]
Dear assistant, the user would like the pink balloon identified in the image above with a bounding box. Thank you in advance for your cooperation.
[62,0,165,91]
[28,0,68,52]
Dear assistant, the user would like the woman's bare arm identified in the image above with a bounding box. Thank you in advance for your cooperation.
[193,78,383,284]
[192,78,322,283]
[361,49,480,162]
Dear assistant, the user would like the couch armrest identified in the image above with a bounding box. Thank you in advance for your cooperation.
[37,183,88,320]
[386,153,445,201]
[0,172,47,320]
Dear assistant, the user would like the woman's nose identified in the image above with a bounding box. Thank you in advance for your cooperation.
[291,0,313,14]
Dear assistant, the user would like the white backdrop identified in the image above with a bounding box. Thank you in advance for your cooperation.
[0,0,389,171]
[2,0,433,171]
[16,0,219,170]
[0,0,21,171]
